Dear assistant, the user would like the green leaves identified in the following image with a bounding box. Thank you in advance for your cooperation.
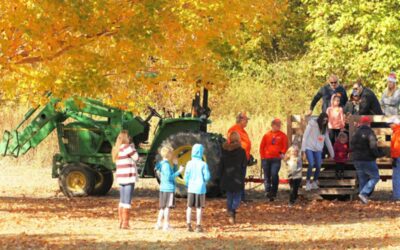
[304,0,400,91]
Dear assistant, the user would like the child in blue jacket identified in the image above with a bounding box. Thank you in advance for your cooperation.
[154,146,184,231]
[184,144,210,233]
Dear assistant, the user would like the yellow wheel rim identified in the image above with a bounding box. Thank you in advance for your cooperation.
[66,171,87,192]
[173,145,206,185]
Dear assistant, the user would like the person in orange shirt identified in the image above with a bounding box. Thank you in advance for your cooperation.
[227,112,252,202]
[389,117,400,200]
[259,118,288,201]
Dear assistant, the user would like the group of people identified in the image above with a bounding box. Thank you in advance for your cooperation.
[111,72,400,231]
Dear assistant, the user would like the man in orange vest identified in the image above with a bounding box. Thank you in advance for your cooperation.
[227,112,252,202]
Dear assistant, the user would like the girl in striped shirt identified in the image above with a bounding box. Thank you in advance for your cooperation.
[112,130,139,229]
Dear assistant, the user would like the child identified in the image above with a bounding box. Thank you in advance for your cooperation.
[334,132,349,179]
[284,145,303,207]
[154,146,184,231]
[184,143,210,233]
[219,131,247,224]
[112,130,139,229]
[326,94,345,144]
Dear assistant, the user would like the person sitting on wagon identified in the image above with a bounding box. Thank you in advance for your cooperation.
[352,80,383,115]
[381,72,400,115]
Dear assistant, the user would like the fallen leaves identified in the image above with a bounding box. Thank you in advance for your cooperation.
[1,164,400,249]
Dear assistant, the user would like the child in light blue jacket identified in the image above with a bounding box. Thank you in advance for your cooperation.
[184,143,210,233]
[155,146,184,231]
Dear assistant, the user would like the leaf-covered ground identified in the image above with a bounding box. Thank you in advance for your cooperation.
[1,164,400,250]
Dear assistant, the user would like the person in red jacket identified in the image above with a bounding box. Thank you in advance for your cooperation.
[227,112,252,202]
[259,118,288,201]
[333,132,349,179]
[388,117,400,200]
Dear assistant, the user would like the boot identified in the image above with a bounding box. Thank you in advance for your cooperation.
[228,211,235,224]
[195,225,203,233]
[187,223,193,232]
[118,206,123,229]
[121,208,130,229]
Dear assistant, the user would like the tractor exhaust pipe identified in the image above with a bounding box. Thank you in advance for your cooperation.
[202,88,209,112]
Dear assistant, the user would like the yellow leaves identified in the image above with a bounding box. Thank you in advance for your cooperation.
[0,0,287,109]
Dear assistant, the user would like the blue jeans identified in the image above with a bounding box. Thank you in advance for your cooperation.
[119,183,135,208]
[226,191,241,212]
[241,165,247,201]
[262,158,281,196]
[305,150,322,181]
[353,161,380,196]
[393,158,400,200]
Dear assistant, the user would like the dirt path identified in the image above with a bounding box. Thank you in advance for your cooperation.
[1,163,400,249]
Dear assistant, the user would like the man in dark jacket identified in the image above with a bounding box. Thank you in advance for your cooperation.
[219,131,247,224]
[351,116,382,204]
[352,81,383,115]
[308,75,348,115]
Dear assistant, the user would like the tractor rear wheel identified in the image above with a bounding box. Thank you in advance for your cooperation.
[59,164,95,197]
[157,132,222,198]
[91,170,114,196]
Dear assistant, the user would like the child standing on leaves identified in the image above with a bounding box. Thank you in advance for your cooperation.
[112,130,139,230]
[284,145,303,207]
[154,146,184,231]
[334,132,349,179]
[219,131,247,224]
[184,144,210,233]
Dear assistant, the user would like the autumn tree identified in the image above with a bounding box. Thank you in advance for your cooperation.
[0,0,287,109]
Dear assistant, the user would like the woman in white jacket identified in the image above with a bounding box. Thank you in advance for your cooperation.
[301,113,334,191]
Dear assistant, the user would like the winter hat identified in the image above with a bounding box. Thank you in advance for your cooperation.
[388,72,397,83]
[359,116,372,124]
[387,117,400,125]
[271,118,281,125]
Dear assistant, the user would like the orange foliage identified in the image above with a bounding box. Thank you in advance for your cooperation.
[0,0,287,108]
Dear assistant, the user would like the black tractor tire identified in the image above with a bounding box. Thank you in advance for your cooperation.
[91,170,114,196]
[157,132,222,198]
[59,164,95,197]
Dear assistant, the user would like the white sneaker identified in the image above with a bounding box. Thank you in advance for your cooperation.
[155,223,162,230]
[163,224,172,231]
[358,194,369,204]
[305,181,312,191]
[311,181,319,190]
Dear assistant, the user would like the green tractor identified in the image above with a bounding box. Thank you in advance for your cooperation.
[0,89,224,197]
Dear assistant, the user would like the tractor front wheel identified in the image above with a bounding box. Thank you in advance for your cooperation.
[91,170,114,196]
[59,164,95,197]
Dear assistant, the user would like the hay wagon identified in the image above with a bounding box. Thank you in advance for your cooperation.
[287,115,394,200]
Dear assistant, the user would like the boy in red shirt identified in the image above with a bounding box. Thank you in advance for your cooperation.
[333,132,349,179]
[259,118,288,201]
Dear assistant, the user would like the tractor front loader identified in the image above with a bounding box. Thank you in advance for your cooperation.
[0,89,224,197]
